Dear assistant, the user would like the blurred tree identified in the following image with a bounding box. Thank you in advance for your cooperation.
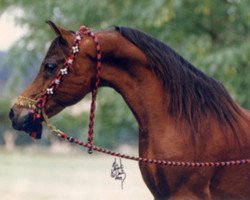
[0,0,249,148]
[0,99,12,145]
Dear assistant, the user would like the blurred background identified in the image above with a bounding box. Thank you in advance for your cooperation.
[0,0,250,199]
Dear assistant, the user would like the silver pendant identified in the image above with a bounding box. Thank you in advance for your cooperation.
[111,158,126,189]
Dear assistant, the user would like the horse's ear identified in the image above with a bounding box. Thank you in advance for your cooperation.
[46,20,72,37]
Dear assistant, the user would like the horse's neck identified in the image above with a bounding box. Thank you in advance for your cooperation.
[95,31,198,160]
[97,31,170,132]
[101,58,168,131]
[95,31,250,158]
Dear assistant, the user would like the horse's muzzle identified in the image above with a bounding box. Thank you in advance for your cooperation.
[9,106,43,139]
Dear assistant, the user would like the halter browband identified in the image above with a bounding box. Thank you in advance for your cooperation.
[15,25,101,153]
[14,26,250,167]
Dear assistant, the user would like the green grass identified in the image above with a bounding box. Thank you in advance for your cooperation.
[0,148,153,200]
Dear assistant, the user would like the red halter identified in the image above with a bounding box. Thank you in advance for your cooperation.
[33,26,101,153]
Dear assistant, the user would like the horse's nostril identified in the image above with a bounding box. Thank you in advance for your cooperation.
[9,108,15,120]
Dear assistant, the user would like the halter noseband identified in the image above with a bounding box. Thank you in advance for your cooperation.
[15,25,101,153]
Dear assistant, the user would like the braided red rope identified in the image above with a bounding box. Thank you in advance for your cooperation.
[55,131,250,167]
[85,30,102,154]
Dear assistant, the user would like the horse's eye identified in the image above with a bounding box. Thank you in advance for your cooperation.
[44,63,57,73]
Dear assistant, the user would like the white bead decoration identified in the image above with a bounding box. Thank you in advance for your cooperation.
[72,46,79,53]
[67,58,73,64]
[60,68,68,75]
[47,88,54,94]
[54,79,60,85]
[76,35,81,41]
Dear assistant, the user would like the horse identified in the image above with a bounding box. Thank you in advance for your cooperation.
[9,21,250,199]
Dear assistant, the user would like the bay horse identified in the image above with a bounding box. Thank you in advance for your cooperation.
[9,21,250,199]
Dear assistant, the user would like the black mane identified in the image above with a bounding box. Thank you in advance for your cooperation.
[115,26,241,135]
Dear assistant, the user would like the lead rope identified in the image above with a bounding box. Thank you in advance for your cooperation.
[85,28,102,154]
[42,108,249,167]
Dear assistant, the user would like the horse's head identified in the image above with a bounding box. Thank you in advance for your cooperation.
[9,21,98,139]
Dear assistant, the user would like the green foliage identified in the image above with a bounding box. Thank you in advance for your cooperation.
[50,110,88,141]
[95,88,138,148]
[0,99,12,144]
[0,99,11,127]
[1,0,250,147]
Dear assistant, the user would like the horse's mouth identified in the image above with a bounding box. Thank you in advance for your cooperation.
[12,116,43,140]
[10,104,44,140]
[24,120,43,139]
